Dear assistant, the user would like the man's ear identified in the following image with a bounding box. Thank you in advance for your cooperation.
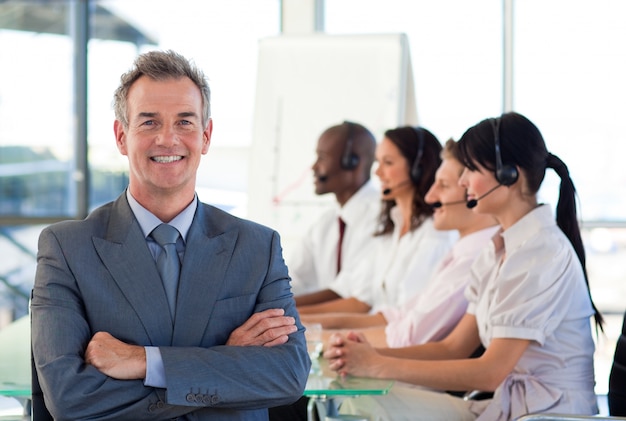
[114,120,128,155]
[202,119,213,154]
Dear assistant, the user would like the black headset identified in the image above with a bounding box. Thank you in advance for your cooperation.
[340,121,360,170]
[491,117,518,186]
[410,127,425,184]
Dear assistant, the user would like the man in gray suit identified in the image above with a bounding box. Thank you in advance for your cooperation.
[31,50,310,420]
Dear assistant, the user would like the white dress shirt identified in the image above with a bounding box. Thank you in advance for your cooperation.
[350,206,457,311]
[286,180,381,296]
[382,225,499,347]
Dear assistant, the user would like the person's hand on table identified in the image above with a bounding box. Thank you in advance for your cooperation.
[323,331,383,378]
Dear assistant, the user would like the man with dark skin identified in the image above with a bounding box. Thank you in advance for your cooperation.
[287,121,379,308]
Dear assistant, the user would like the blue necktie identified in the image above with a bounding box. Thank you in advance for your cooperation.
[151,223,181,321]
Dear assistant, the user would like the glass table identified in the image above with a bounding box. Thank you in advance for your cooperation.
[0,315,31,420]
[304,359,394,421]
[2,318,395,420]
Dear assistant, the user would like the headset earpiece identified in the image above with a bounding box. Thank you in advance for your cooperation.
[491,117,518,186]
[340,121,359,170]
[410,127,425,184]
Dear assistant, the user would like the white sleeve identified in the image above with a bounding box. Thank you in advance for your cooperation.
[284,226,319,295]
[480,235,592,345]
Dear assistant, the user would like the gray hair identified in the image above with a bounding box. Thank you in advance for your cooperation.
[113,50,211,128]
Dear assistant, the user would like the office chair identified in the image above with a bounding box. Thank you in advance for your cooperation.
[515,415,626,421]
[609,309,626,415]
[448,345,494,401]
[31,347,53,421]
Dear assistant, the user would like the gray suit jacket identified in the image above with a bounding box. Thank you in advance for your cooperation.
[31,194,310,420]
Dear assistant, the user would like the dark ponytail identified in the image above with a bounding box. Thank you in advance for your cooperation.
[459,112,603,331]
[546,152,604,329]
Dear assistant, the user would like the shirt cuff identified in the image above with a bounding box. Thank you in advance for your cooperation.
[144,346,167,388]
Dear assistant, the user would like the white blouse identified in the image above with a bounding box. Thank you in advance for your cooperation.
[467,205,598,420]
[382,225,498,347]
[350,206,456,311]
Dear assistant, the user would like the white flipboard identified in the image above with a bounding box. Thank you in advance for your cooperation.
[248,33,417,250]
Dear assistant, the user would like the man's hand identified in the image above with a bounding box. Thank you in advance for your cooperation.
[227,308,297,347]
[85,331,146,380]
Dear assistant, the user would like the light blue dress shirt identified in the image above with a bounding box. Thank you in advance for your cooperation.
[126,190,197,389]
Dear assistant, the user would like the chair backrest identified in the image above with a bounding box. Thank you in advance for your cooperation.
[609,310,626,416]
[448,345,493,400]
[516,415,626,421]
[31,308,53,421]
[31,350,53,420]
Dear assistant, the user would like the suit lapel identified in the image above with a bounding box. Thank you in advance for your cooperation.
[172,204,238,346]
[93,195,174,345]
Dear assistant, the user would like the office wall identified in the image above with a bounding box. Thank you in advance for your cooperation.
[248,33,417,249]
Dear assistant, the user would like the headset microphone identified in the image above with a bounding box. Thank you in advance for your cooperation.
[491,117,519,186]
[430,198,467,209]
[383,180,412,196]
[466,184,502,209]
[340,121,360,170]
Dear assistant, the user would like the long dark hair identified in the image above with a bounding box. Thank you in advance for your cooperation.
[375,126,442,236]
[457,111,603,329]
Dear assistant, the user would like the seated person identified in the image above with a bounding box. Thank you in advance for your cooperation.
[271,139,495,421]
[298,126,456,315]
[325,112,603,421]
[301,139,498,349]
[288,121,380,303]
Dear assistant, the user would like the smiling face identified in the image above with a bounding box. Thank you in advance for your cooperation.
[114,76,211,203]
[375,137,412,200]
[424,157,468,232]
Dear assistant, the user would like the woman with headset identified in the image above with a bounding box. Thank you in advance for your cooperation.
[297,126,456,314]
[324,112,602,420]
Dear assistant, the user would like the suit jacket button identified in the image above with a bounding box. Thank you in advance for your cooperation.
[157,401,165,409]
[148,404,157,412]
[202,395,211,404]
[195,393,204,403]
[186,393,196,403]
[211,395,219,404]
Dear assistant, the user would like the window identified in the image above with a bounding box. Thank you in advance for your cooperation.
[0,0,280,322]
[325,0,625,396]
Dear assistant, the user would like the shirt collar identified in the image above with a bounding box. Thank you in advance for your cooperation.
[126,189,197,242]
[389,205,406,240]
[452,225,500,260]
[338,180,379,224]
[498,204,554,253]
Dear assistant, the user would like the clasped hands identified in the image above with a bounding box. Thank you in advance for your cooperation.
[323,331,382,378]
[84,308,297,380]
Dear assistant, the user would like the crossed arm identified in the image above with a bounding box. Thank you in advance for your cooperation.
[85,308,297,380]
